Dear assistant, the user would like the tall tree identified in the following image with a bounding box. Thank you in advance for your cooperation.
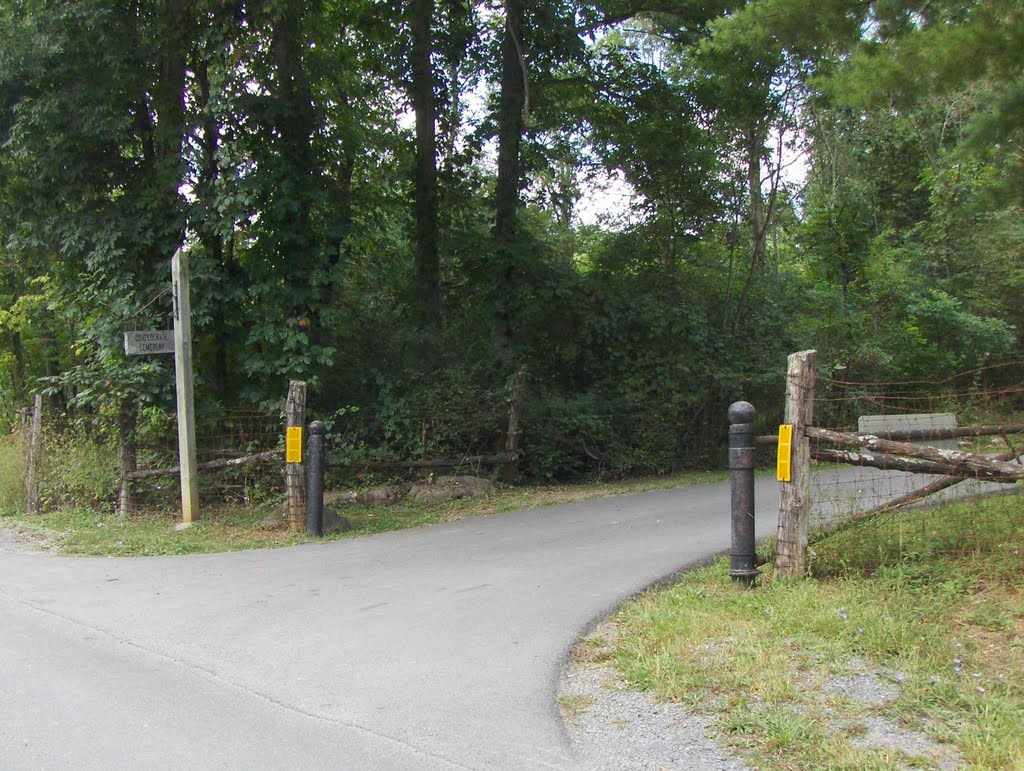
[494,0,528,246]
[410,0,442,328]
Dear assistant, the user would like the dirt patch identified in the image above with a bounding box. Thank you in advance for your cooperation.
[850,717,961,770]
[0,520,60,554]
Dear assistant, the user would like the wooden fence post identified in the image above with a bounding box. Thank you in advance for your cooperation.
[117,400,138,517]
[775,349,817,578]
[502,367,527,484]
[285,380,307,532]
[25,394,43,514]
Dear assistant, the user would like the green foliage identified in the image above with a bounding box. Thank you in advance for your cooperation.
[0,431,26,512]
[895,290,1014,377]
[0,0,1020,491]
[612,493,1024,769]
[809,493,1024,582]
[36,430,118,511]
[0,427,116,514]
[11,504,302,557]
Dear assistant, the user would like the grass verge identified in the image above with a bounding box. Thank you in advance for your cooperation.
[1,468,729,557]
[609,492,1024,769]
[0,503,304,556]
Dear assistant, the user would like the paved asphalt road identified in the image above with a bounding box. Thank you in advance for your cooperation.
[0,469,1004,770]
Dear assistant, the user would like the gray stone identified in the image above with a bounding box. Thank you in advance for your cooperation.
[325,485,401,507]
[322,506,352,534]
[353,486,401,506]
[407,484,455,504]
[436,475,493,495]
[409,475,493,504]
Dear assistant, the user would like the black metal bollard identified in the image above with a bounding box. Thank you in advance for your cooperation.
[728,401,760,587]
[306,420,326,538]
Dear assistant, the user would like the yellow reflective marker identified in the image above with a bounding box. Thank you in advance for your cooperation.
[777,424,794,482]
[286,426,303,464]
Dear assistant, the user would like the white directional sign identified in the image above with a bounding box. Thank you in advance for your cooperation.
[124,330,175,355]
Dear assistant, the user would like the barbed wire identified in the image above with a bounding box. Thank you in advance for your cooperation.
[819,360,1024,388]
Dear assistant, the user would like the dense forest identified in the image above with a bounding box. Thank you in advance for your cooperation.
[0,0,1021,480]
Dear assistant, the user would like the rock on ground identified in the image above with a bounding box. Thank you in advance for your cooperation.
[408,475,493,504]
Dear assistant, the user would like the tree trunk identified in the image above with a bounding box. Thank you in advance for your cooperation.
[746,125,766,272]
[148,0,190,263]
[492,0,527,351]
[25,394,42,514]
[117,399,138,517]
[731,124,768,333]
[11,330,25,399]
[502,366,527,483]
[410,0,441,329]
[494,0,526,245]
[271,0,319,333]
[194,56,232,401]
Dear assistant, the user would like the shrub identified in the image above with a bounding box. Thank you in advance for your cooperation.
[0,431,27,512]
[37,431,118,512]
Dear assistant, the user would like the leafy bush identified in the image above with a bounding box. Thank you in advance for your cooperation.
[0,431,26,512]
[37,431,118,512]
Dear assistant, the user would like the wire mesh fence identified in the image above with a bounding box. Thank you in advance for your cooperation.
[806,361,1024,570]
[128,408,285,515]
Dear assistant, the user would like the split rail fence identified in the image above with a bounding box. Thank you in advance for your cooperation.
[118,371,528,529]
[769,350,1024,577]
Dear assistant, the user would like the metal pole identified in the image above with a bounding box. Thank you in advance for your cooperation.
[306,420,326,537]
[728,401,760,587]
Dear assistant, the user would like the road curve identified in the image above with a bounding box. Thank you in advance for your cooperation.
[0,469,1001,770]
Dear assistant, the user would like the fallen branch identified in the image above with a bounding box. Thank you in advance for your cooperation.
[332,454,510,470]
[127,449,283,480]
[764,423,1024,448]
[812,447,1018,482]
[866,424,1024,442]
[807,426,1024,482]
[810,450,1018,541]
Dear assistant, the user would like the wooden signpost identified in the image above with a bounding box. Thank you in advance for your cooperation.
[171,249,199,525]
[120,250,199,524]
[123,330,175,355]
[118,251,198,523]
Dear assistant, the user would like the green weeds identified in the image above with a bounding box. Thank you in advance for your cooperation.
[0,431,26,511]
[610,493,1024,769]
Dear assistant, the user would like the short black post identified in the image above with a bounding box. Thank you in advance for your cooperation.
[728,401,760,587]
[306,420,326,537]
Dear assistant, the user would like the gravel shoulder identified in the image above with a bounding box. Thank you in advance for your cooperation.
[0,519,59,554]
[560,623,965,771]
[559,621,750,771]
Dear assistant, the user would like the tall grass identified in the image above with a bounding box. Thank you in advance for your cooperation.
[0,431,27,512]
[0,428,117,515]
[36,431,118,511]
